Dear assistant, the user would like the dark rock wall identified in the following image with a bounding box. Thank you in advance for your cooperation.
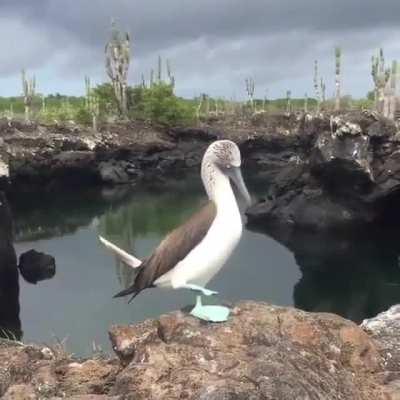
[0,192,21,339]
[2,113,400,232]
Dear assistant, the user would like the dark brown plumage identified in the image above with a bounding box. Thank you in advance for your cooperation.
[114,201,217,301]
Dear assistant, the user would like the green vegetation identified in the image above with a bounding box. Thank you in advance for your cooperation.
[0,21,394,129]
[0,82,196,127]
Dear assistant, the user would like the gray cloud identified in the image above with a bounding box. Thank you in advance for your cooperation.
[0,0,399,98]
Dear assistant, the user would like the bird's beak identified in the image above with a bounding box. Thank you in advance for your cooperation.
[227,166,252,209]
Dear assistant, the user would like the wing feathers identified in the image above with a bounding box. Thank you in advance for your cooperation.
[115,201,217,300]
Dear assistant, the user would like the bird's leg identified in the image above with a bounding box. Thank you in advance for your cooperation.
[195,295,202,308]
[173,282,229,322]
[177,283,218,296]
[190,293,230,322]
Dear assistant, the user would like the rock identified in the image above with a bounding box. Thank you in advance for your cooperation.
[58,396,120,400]
[55,360,119,397]
[0,192,21,340]
[0,156,9,179]
[168,126,219,141]
[109,320,160,365]
[18,249,56,284]
[311,131,373,190]
[109,302,382,399]
[31,364,58,397]
[247,111,400,231]
[247,161,376,231]
[98,160,143,184]
[2,384,37,400]
[2,300,400,399]
[362,306,400,399]
[362,305,400,372]
[367,117,397,139]
[4,112,400,231]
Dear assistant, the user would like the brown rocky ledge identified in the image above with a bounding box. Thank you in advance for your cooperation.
[1,301,400,399]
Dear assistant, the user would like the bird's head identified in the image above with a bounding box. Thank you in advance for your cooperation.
[201,140,252,208]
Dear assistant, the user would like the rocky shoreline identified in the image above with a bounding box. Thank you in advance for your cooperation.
[1,302,400,399]
[1,111,400,232]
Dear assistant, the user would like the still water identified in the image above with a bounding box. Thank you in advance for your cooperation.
[8,176,400,356]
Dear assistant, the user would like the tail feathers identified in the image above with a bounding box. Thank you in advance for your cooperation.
[99,235,142,269]
[113,285,140,304]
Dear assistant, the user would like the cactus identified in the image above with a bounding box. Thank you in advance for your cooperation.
[383,60,398,119]
[157,55,162,83]
[166,59,175,88]
[245,77,255,111]
[205,95,210,116]
[150,69,155,87]
[304,93,308,113]
[196,94,205,120]
[371,48,391,113]
[84,76,100,131]
[286,90,292,114]
[320,78,326,103]
[105,19,131,116]
[41,95,46,113]
[5,104,14,122]
[263,89,269,113]
[21,69,36,122]
[334,47,341,111]
[313,60,321,113]
[84,75,91,108]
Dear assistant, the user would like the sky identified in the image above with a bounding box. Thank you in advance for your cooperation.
[1,0,400,100]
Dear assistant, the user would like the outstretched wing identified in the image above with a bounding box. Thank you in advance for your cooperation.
[114,201,217,300]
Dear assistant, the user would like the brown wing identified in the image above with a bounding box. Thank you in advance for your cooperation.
[114,201,216,300]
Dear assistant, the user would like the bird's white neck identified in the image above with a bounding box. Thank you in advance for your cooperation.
[202,164,239,215]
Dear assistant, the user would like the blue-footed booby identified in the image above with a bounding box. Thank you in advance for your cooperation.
[99,140,251,322]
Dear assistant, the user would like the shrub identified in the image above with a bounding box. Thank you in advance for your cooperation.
[93,83,119,116]
[74,107,92,125]
[141,83,195,126]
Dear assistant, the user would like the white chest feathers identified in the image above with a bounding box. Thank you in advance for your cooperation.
[155,200,243,289]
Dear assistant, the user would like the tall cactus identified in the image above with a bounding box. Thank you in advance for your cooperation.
[157,55,162,83]
[196,94,205,120]
[150,69,155,87]
[304,93,308,113]
[334,47,342,111]
[41,95,46,113]
[166,59,175,88]
[371,48,390,113]
[84,76,100,131]
[84,75,91,109]
[140,73,146,89]
[286,90,292,114]
[383,60,398,119]
[105,19,131,117]
[320,78,326,103]
[313,60,321,113]
[245,77,255,111]
[21,69,36,122]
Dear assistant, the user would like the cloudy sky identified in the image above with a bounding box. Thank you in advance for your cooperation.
[0,0,399,99]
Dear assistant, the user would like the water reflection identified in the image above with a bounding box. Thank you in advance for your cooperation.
[8,177,400,355]
[0,191,59,341]
[248,222,400,322]
[10,186,135,242]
